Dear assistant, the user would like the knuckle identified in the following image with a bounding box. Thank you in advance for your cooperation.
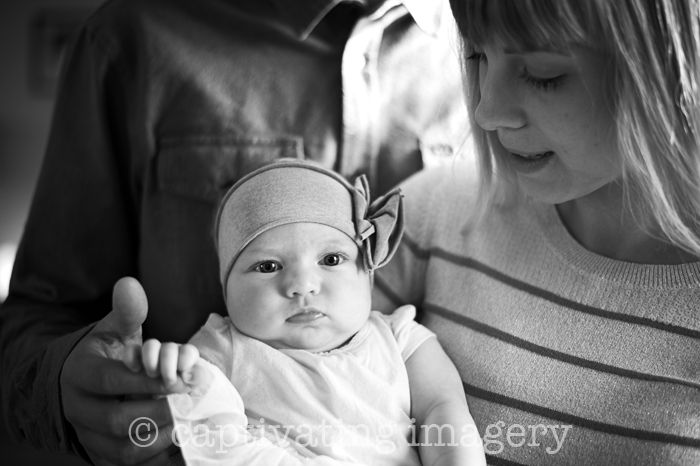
[98,366,116,391]
[115,439,150,465]
[154,455,171,466]
[158,400,173,424]
[143,372,164,391]
[63,405,78,423]
[181,344,198,357]
[144,339,161,350]
[93,456,116,466]
[158,451,174,465]
[106,409,127,436]
[61,391,80,420]
[116,447,138,465]
[161,342,177,357]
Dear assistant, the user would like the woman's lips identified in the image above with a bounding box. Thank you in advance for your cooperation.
[506,150,554,174]
[513,151,552,160]
[286,308,326,323]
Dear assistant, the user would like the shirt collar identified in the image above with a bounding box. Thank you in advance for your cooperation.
[270,0,444,40]
[398,0,444,36]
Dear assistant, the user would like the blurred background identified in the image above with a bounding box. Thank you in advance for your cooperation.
[0,0,105,299]
[1,0,104,464]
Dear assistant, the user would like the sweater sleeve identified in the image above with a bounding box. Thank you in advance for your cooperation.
[0,18,136,455]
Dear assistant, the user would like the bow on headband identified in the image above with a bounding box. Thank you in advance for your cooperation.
[352,175,405,273]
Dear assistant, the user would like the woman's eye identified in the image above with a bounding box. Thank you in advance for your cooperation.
[520,68,565,92]
[321,254,345,267]
[255,261,281,273]
[466,51,487,63]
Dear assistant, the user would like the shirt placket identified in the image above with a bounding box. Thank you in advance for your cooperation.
[339,2,407,193]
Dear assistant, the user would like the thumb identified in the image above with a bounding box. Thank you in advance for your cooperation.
[95,277,148,341]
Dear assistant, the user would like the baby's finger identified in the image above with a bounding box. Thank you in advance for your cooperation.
[177,344,200,373]
[124,343,143,372]
[142,339,162,378]
[159,342,180,387]
[183,360,209,387]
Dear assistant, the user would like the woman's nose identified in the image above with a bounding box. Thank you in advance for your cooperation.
[474,64,526,132]
[284,265,320,298]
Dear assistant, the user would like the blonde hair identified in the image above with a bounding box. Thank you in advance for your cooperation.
[450,0,700,257]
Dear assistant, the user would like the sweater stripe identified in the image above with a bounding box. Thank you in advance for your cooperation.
[374,274,411,307]
[462,382,700,448]
[403,234,700,340]
[426,303,700,390]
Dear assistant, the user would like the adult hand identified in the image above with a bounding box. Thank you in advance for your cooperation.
[60,277,189,465]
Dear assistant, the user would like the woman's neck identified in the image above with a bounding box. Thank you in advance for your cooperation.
[555,183,698,265]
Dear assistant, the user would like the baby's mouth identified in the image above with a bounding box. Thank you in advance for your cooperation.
[287,308,325,323]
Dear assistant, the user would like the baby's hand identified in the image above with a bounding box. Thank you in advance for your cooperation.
[124,339,200,388]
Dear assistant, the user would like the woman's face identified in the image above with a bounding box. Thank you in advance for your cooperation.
[473,37,621,204]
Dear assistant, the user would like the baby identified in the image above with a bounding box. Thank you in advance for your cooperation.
[125,160,485,466]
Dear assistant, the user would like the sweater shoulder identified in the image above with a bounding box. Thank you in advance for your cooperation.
[399,161,479,248]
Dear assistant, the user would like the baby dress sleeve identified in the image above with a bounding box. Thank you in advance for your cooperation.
[187,313,238,378]
[378,305,436,361]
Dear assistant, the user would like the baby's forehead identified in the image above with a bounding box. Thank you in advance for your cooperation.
[239,222,358,255]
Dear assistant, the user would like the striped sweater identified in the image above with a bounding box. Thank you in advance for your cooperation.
[373,164,700,466]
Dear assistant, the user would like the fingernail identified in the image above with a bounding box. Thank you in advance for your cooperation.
[182,372,193,383]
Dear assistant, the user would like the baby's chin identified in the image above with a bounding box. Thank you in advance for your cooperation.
[271,326,363,353]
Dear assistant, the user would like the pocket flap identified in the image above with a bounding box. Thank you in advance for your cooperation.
[157,135,304,202]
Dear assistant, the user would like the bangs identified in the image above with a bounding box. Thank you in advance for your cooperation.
[450,0,602,52]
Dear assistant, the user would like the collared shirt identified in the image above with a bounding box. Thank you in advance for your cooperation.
[0,0,465,455]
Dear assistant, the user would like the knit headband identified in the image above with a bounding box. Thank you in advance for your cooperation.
[215,159,404,294]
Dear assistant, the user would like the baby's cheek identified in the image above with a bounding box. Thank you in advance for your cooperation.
[228,304,266,336]
[348,274,372,313]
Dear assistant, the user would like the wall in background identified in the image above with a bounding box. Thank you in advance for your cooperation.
[0,0,104,300]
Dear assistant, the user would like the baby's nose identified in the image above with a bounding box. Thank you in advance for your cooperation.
[284,267,320,298]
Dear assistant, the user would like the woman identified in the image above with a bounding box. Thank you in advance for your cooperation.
[374,1,700,464]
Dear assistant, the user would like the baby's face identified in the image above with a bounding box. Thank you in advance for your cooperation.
[225,222,372,352]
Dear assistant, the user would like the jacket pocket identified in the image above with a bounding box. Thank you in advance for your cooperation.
[156,135,304,202]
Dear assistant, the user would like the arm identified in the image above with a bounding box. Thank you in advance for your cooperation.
[60,278,191,464]
[0,13,179,464]
[0,21,125,453]
[405,337,486,466]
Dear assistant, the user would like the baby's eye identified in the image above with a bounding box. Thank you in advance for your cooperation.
[321,254,345,267]
[255,261,281,273]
